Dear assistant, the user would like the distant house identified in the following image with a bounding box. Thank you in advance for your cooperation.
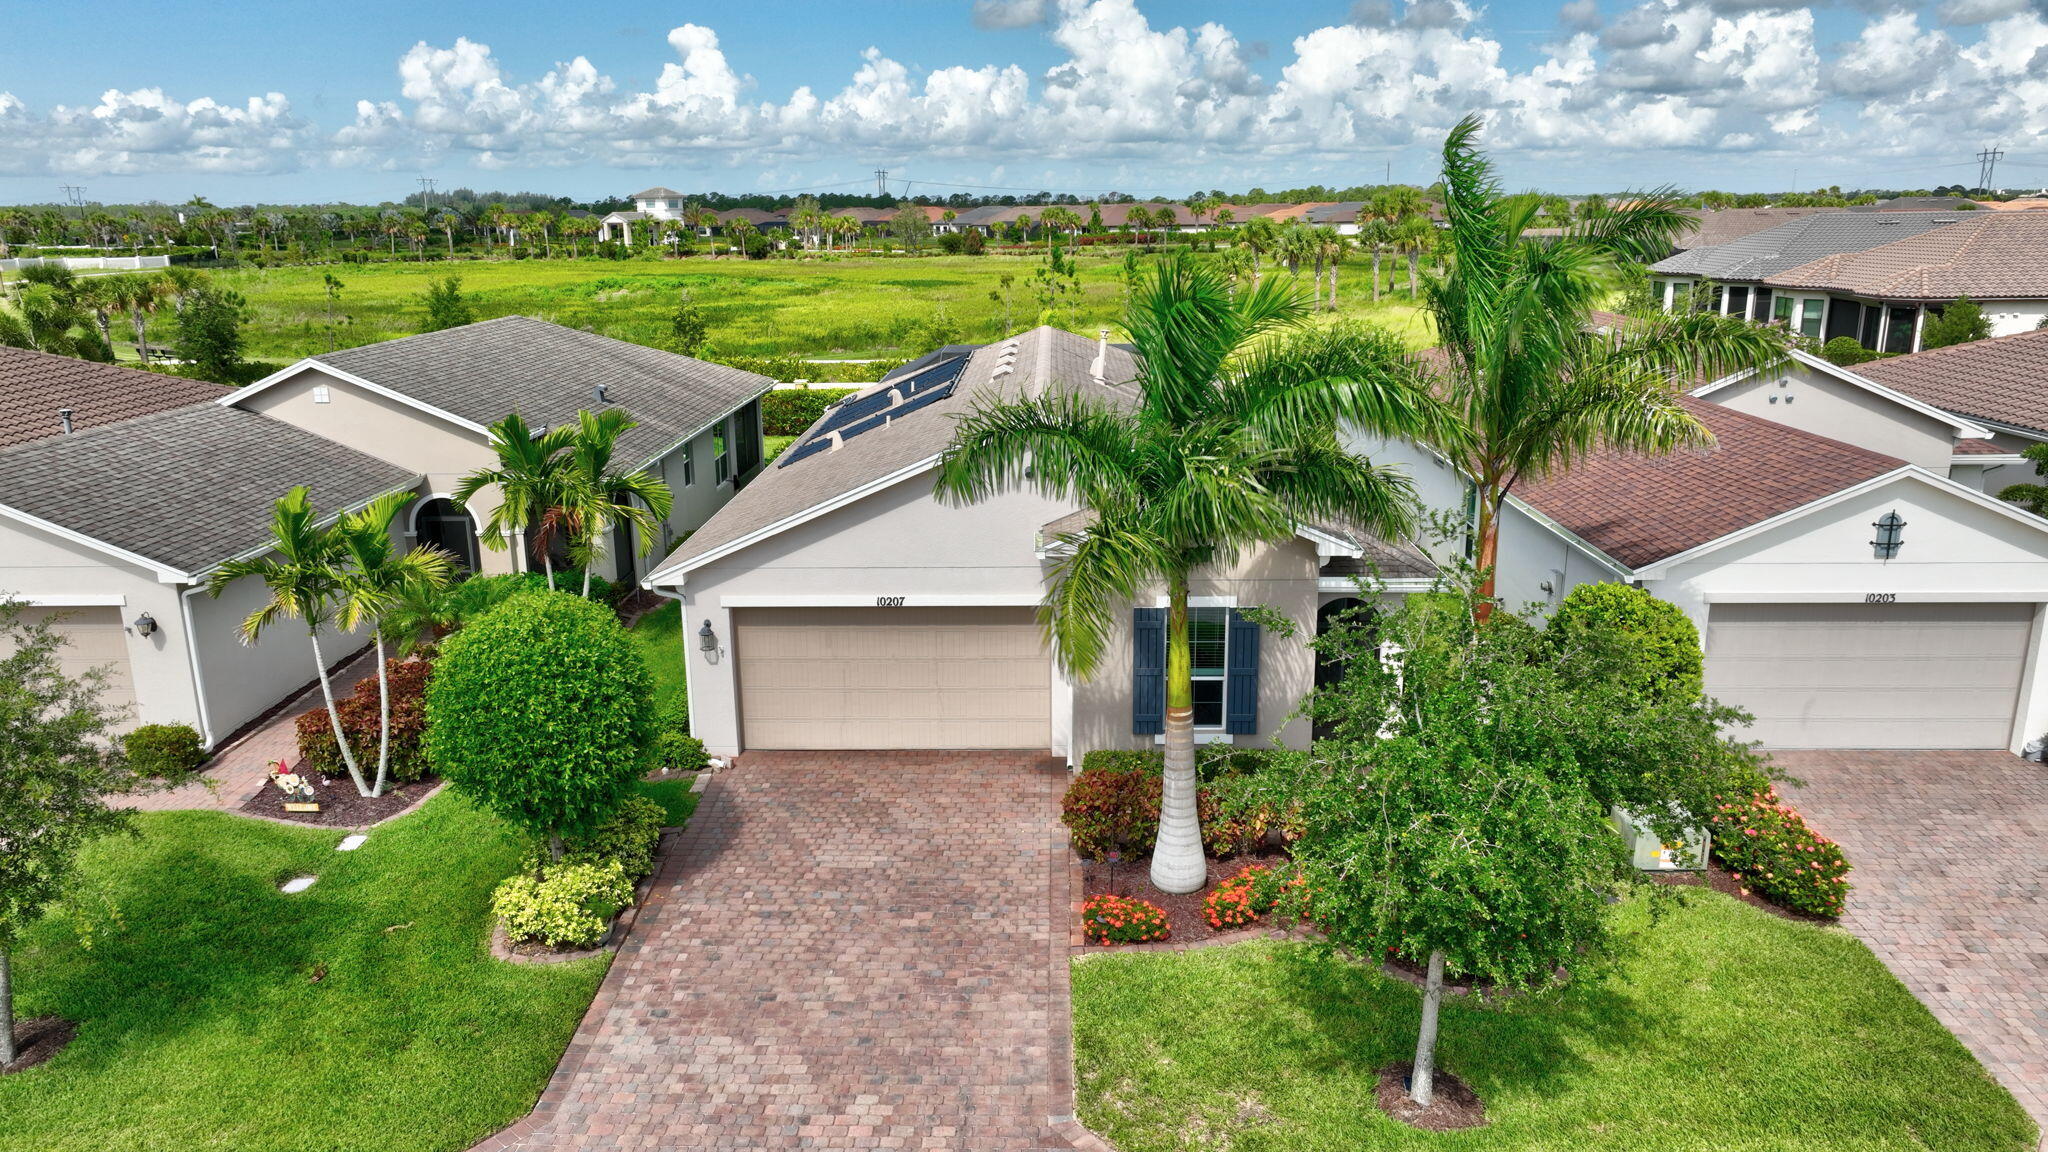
[597,186,690,244]
[1646,211,1973,348]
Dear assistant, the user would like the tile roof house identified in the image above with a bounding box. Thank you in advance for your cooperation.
[0,317,774,751]
[1645,211,2047,354]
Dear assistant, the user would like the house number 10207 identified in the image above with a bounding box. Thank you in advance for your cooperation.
[875,596,907,607]
[1864,593,1897,604]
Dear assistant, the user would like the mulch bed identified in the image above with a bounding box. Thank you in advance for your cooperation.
[1649,863,1838,925]
[1,1016,77,1074]
[1082,852,1287,944]
[237,776,437,827]
[1374,1062,1488,1131]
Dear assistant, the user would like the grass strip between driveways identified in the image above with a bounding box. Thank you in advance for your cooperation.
[1072,891,2037,1152]
[0,791,609,1152]
[626,598,688,716]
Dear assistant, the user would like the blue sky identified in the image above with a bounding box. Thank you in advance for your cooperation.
[2,0,2044,206]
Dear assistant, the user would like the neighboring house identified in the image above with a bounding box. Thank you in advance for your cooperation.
[647,325,2048,759]
[1760,211,2048,352]
[1646,212,1968,341]
[0,352,417,746]
[1671,208,1829,253]
[597,186,689,243]
[219,316,775,585]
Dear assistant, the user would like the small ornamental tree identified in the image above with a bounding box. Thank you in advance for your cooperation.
[0,600,133,1066]
[425,591,653,865]
[1921,296,1992,350]
[419,275,476,333]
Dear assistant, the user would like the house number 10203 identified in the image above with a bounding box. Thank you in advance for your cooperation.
[1864,593,1897,604]
[875,596,907,607]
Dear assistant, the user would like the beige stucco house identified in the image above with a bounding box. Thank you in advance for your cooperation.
[0,319,773,749]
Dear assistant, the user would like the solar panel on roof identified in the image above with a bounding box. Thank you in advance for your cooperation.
[779,435,835,466]
[887,385,954,420]
[837,412,889,441]
[777,354,966,466]
[812,387,895,436]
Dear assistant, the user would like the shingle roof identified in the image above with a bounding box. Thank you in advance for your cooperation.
[1515,397,1905,570]
[653,327,1137,574]
[0,346,227,450]
[1850,327,2048,436]
[1763,212,2048,301]
[305,316,775,466]
[1651,212,1966,281]
[0,403,416,576]
[630,186,684,200]
[1953,435,2014,455]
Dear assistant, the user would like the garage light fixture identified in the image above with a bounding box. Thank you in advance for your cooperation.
[698,619,721,664]
[1871,510,1906,560]
[132,613,159,638]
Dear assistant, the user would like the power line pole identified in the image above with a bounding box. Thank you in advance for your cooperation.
[874,168,889,198]
[60,184,86,220]
[417,176,436,210]
[1977,146,2005,192]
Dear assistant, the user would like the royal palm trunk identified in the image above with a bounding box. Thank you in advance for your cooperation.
[1150,573,1207,894]
[310,630,371,796]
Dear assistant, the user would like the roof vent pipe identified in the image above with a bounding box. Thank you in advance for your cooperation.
[593,384,609,405]
[59,408,73,435]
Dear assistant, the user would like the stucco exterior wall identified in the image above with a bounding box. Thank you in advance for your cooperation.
[1706,362,1960,474]
[1639,473,2048,751]
[1982,300,2048,339]
[236,368,509,572]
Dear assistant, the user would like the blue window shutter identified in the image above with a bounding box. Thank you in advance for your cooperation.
[1132,607,1166,735]
[1224,609,1261,735]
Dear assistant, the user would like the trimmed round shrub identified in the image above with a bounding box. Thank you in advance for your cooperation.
[427,591,654,846]
[1549,583,1703,704]
[652,699,705,771]
[1707,787,1852,918]
[123,723,206,778]
[1080,894,1170,946]
[492,860,634,948]
[559,794,667,879]
[444,571,614,624]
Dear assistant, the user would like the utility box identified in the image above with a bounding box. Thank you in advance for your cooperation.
[1610,806,1710,872]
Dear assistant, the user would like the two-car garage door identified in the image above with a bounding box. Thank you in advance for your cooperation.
[1704,602,2034,749]
[734,606,1050,750]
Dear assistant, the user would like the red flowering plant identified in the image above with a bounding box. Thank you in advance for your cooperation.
[1707,787,1851,918]
[1202,866,1272,930]
[1081,894,1171,946]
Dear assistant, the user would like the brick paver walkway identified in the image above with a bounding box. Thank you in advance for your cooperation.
[476,750,1084,1152]
[121,648,377,814]
[1778,750,2048,1144]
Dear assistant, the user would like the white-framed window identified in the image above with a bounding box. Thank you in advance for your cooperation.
[1773,294,1794,324]
[714,421,731,484]
[1799,298,1825,339]
[1188,606,1230,729]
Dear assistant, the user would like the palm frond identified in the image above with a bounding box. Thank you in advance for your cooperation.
[933,391,1142,507]
[1040,517,1171,678]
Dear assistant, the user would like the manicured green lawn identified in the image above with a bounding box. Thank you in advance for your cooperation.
[1073,893,2036,1152]
[189,253,1435,363]
[636,777,700,827]
[0,792,607,1152]
[764,433,799,461]
[626,598,687,715]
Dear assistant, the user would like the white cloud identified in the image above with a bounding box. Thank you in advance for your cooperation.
[8,2,2048,188]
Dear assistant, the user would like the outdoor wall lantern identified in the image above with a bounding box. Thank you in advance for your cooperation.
[1871,510,1906,560]
[698,618,720,664]
[132,613,159,638]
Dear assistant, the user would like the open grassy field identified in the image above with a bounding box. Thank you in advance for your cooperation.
[203,252,1435,367]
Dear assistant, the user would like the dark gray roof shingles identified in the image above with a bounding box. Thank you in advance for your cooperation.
[0,403,417,576]
[0,346,227,449]
[310,316,775,466]
[1651,212,1966,282]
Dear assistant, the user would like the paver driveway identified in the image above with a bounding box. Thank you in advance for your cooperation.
[1777,750,2048,1144]
[477,750,1080,1152]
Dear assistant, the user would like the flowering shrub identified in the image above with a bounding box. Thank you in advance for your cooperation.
[1202,865,1274,930]
[297,659,434,782]
[1708,788,1852,918]
[1061,762,1161,860]
[492,860,634,948]
[1081,894,1171,945]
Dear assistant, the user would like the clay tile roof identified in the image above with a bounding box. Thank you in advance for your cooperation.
[1851,327,2048,436]
[0,346,227,450]
[1764,212,2048,300]
[1652,212,1965,281]
[1515,397,1904,570]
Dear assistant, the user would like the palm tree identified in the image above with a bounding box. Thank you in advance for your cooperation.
[1236,216,1279,284]
[1421,114,1786,615]
[934,252,1441,893]
[335,491,456,797]
[114,274,168,365]
[1358,216,1393,303]
[558,409,675,598]
[726,217,759,257]
[1314,226,1347,311]
[207,487,374,796]
[1394,214,1437,298]
[453,413,576,589]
